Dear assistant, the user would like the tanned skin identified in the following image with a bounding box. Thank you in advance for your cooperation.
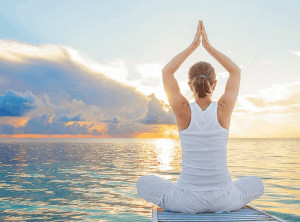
[162,20,241,131]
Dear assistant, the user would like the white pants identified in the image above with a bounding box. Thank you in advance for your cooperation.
[136,175,264,214]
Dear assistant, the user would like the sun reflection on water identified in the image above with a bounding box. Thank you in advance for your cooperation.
[152,139,175,173]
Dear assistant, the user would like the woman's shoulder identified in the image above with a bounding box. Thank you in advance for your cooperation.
[215,100,231,131]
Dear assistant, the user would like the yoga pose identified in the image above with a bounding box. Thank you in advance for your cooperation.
[136,20,264,213]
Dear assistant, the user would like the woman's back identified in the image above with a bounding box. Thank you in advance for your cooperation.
[176,101,233,192]
[137,20,264,214]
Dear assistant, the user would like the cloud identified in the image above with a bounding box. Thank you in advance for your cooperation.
[139,77,161,86]
[230,81,300,138]
[135,63,162,78]
[290,51,300,57]
[0,40,148,116]
[0,39,173,136]
[236,81,300,110]
[2,39,296,138]
[20,114,92,135]
[0,124,15,134]
[0,90,35,117]
[140,93,176,124]
[131,63,167,100]
[103,93,176,135]
[105,121,153,136]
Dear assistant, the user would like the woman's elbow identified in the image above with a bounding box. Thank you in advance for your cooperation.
[229,68,241,76]
[161,67,175,75]
[161,67,169,74]
[234,66,241,73]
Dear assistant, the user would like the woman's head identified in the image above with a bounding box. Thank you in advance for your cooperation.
[188,61,217,99]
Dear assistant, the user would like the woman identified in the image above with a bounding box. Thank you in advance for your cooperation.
[136,20,264,213]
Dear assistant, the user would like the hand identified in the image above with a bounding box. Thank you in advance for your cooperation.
[190,20,202,48]
[200,20,211,49]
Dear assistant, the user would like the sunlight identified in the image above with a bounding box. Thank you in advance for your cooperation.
[153,138,175,172]
[0,117,29,127]
[0,39,67,63]
[65,121,107,134]
[135,63,162,78]
[135,124,179,139]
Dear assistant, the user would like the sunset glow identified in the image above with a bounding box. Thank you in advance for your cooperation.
[136,125,179,139]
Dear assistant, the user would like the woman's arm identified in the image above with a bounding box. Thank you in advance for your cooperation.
[205,46,241,74]
[162,45,197,74]
[201,21,241,113]
[201,21,240,74]
[162,20,201,74]
[162,21,202,115]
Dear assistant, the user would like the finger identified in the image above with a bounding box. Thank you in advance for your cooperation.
[201,28,205,35]
[197,21,201,31]
[201,31,207,39]
[200,22,204,32]
[201,25,206,35]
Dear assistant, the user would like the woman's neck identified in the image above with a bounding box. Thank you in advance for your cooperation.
[194,94,212,110]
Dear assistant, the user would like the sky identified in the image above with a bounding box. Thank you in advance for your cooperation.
[0,0,299,138]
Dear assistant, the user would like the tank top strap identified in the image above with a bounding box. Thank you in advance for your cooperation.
[187,102,196,130]
[213,101,218,117]
[179,102,197,134]
[213,101,229,133]
[190,102,196,113]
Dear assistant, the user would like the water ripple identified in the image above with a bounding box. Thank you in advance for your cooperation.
[0,138,299,221]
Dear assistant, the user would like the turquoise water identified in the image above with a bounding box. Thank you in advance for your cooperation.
[0,138,299,221]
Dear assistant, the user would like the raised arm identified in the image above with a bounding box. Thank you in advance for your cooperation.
[162,20,202,116]
[200,21,241,113]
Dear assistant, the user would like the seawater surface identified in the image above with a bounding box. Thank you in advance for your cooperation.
[0,138,299,221]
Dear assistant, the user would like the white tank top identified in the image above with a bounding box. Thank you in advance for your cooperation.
[176,100,233,192]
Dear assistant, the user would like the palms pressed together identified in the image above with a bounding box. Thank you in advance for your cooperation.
[191,20,210,49]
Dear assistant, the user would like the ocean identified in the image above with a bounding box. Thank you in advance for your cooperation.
[0,138,299,221]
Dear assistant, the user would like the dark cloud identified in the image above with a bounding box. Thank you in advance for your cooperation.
[0,124,15,134]
[0,90,35,117]
[59,114,82,122]
[18,115,94,135]
[140,93,176,124]
[106,121,151,136]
